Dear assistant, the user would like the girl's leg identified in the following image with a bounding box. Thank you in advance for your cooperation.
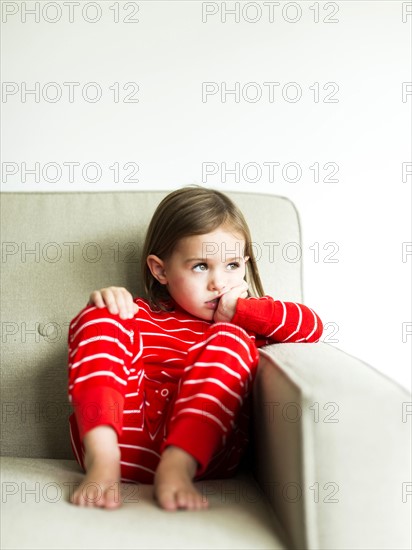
[155,322,259,510]
[70,425,121,509]
[68,305,140,508]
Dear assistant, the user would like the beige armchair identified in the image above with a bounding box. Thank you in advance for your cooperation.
[1,191,410,549]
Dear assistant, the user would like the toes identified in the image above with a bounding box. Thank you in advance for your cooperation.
[83,482,102,507]
[174,489,207,511]
[183,490,207,510]
[176,489,191,509]
[71,488,87,507]
[157,487,178,511]
[99,482,120,509]
[70,482,121,509]
[105,485,121,509]
[156,487,202,511]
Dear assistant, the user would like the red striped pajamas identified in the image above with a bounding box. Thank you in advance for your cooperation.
[68,297,323,483]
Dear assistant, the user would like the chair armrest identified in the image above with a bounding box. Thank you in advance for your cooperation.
[252,342,411,550]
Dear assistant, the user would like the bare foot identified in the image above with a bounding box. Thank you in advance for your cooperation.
[70,454,121,509]
[154,446,209,511]
[70,426,122,509]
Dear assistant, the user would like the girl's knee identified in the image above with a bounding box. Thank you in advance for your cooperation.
[190,322,259,372]
[69,305,135,346]
[206,321,248,338]
[206,322,257,353]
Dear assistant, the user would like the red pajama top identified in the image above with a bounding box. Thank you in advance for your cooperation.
[68,295,323,446]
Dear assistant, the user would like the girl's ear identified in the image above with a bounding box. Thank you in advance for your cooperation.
[244,256,250,263]
[146,255,168,285]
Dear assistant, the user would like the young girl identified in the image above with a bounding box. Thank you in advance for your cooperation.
[68,186,323,512]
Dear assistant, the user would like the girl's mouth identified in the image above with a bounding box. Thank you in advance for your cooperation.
[205,298,219,310]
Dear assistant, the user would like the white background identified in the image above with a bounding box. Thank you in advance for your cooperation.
[1,0,411,390]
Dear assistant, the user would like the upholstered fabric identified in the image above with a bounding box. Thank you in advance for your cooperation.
[0,458,287,550]
[253,342,411,550]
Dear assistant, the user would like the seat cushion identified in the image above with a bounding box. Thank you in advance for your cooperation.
[1,457,290,550]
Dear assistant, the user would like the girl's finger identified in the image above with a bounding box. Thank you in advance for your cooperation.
[110,287,137,319]
[111,288,132,319]
[89,290,106,309]
[100,288,120,315]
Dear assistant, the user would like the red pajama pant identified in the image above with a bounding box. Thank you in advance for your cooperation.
[68,301,260,483]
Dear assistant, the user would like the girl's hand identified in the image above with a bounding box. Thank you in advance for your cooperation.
[213,280,249,324]
[88,286,138,320]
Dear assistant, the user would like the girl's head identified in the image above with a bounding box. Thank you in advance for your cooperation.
[142,185,265,318]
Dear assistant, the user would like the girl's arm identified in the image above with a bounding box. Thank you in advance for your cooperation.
[231,295,323,344]
[214,284,323,343]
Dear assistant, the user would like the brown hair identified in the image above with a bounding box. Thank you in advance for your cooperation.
[141,185,265,310]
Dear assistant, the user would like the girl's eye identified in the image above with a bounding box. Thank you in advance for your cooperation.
[193,263,208,272]
[228,262,240,270]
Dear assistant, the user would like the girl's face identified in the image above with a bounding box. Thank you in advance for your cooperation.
[147,225,249,321]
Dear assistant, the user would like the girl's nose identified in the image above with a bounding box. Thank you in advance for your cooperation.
[208,277,226,292]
